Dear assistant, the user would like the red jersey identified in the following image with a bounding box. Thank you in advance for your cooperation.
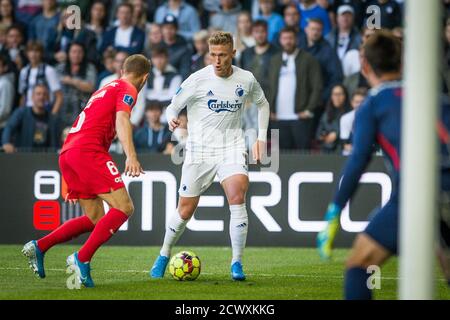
[61,79,138,154]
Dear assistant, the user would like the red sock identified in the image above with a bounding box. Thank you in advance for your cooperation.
[77,208,128,263]
[37,215,95,253]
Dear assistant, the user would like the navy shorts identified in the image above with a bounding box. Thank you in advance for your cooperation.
[364,195,399,255]
[364,192,450,255]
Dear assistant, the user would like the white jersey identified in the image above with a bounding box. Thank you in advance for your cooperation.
[167,65,268,160]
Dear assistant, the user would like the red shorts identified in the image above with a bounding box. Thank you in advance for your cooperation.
[59,149,125,200]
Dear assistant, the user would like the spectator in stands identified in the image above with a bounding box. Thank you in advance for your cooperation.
[2,84,60,153]
[154,0,200,40]
[326,5,362,71]
[98,50,128,88]
[100,3,145,55]
[1,25,27,72]
[256,0,284,43]
[342,27,374,96]
[0,54,14,137]
[19,41,63,115]
[133,101,173,153]
[203,0,221,13]
[268,27,322,150]
[0,0,27,36]
[56,42,97,126]
[191,29,209,73]
[15,0,42,24]
[304,18,343,104]
[330,0,369,29]
[299,0,332,36]
[209,0,242,35]
[160,14,192,79]
[145,46,182,107]
[240,20,278,95]
[316,84,349,152]
[367,0,402,29]
[340,87,367,155]
[339,26,376,79]
[97,48,115,88]
[131,0,150,32]
[273,4,307,48]
[53,10,99,67]
[316,0,334,26]
[85,0,108,50]
[145,23,163,57]
[28,0,60,62]
[234,11,255,63]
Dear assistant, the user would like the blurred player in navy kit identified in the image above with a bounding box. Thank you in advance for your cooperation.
[317,30,450,299]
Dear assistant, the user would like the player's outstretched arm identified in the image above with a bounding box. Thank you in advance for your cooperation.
[116,111,144,177]
[317,101,376,260]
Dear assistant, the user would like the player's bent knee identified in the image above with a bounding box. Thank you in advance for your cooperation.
[227,194,246,206]
[115,200,134,216]
[178,206,195,220]
[124,202,135,216]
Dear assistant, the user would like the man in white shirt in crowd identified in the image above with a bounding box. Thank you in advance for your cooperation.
[100,2,145,55]
[143,46,182,123]
[325,5,362,77]
[18,41,63,115]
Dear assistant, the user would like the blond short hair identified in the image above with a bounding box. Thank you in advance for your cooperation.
[208,31,234,48]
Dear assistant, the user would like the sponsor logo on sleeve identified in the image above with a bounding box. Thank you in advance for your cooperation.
[123,94,134,106]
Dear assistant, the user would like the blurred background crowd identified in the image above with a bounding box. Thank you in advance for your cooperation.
[0,0,448,155]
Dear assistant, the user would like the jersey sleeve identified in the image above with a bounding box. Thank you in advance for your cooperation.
[249,75,267,107]
[115,84,137,114]
[333,98,377,208]
[166,74,197,120]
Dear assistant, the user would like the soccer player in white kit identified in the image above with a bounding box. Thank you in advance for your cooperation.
[149,31,270,281]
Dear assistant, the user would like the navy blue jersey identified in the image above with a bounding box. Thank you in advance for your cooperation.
[333,81,450,208]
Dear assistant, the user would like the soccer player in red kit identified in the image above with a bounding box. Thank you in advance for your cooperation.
[22,54,151,288]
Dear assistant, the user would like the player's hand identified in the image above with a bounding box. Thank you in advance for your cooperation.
[252,140,266,163]
[2,143,15,154]
[168,118,180,132]
[125,156,145,177]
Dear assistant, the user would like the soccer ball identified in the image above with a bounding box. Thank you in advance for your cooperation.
[168,251,201,281]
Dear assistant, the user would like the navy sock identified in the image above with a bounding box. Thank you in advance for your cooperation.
[344,267,372,300]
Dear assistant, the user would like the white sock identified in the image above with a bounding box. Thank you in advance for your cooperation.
[160,211,189,257]
[229,203,248,265]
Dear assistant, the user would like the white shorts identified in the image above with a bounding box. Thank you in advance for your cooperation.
[178,151,248,197]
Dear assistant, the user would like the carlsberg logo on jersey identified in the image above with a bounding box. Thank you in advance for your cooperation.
[207,99,243,113]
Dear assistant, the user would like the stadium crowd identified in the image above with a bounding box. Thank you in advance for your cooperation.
[0,0,444,155]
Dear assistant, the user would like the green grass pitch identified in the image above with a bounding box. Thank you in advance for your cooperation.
[0,245,449,300]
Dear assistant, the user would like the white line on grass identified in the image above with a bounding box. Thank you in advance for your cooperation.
[1,267,447,282]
